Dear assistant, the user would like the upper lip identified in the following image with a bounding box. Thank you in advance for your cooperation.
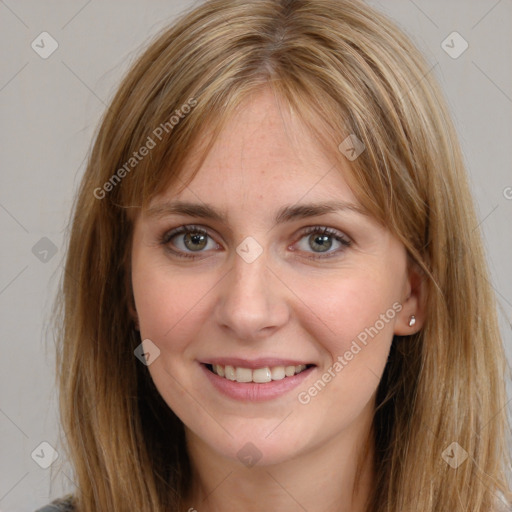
[201,357,315,369]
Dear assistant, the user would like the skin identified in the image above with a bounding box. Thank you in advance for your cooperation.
[130,88,424,512]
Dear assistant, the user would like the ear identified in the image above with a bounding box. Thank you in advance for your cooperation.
[394,258,426,336]
[129,300,140,331]
[123,248,140,331]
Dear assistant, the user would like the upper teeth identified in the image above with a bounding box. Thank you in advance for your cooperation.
[211,364,308,383]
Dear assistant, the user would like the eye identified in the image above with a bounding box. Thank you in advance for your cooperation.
[159,224,351,260]
[160,225,220,258]
[293,226,351,258]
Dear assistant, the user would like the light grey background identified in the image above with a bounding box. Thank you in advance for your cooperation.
[0,1,510,510]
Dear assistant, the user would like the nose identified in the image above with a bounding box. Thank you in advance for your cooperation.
[213,248,290,342]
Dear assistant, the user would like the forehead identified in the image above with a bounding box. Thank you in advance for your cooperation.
[150,89,359,211]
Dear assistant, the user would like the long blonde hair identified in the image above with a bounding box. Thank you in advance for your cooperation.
[54,0,511,510]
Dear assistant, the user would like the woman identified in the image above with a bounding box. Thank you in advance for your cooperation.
[41,0,511,510]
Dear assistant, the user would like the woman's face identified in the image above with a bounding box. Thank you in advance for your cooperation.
[130,89,421,466]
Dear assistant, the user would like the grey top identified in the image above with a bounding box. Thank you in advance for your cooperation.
[35,496,74,512]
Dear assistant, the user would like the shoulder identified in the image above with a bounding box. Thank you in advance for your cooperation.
[35,495,75,512]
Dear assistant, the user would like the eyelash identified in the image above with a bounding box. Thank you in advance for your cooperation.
[159,224,352,260]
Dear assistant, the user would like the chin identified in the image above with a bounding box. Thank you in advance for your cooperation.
[189,419,319,469]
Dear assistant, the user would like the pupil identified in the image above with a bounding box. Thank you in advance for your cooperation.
[185,232,207,251]
[310,233,332,252]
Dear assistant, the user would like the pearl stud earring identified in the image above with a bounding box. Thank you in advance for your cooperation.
[408,315,416,327]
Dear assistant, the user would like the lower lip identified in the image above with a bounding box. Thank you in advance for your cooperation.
[200,363,315,402]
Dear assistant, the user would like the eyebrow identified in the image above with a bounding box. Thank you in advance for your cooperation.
[146,200,367,226]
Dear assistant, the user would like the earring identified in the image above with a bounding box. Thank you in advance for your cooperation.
[408,315,416,327]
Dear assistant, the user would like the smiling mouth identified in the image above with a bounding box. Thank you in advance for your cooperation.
[204,363,314,383]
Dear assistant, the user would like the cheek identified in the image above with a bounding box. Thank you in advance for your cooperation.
[291,270,402,402]
[131,259,218,353]
[297,270,400,342]
[291,274,400,428]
